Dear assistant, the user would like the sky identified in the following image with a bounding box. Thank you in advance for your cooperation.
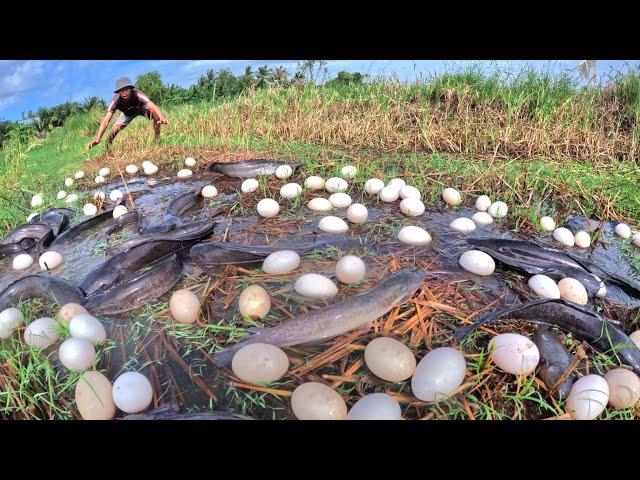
[0,60,638,121]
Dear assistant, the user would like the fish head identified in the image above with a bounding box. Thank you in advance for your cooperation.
[385,268,426,304]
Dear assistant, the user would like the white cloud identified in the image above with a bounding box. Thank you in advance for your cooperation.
[0,61,47,98]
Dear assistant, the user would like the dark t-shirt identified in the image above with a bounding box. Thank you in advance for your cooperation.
[107,88,151,115]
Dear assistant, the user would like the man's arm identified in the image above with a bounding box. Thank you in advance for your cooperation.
[146,101,168,125]
[88,110,115,150]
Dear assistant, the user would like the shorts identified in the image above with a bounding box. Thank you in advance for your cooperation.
[114,104,152,127]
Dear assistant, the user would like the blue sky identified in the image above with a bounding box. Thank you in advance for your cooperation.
[0,60,638,121]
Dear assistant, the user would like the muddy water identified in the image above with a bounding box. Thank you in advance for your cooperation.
[1,168,639,419]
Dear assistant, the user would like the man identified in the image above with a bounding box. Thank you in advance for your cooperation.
[88,77,168,150]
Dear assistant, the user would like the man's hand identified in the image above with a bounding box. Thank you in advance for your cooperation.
[156,118,168,126]
[88,138,100,150]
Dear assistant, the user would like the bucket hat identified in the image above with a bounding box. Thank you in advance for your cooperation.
[114,77,135,93]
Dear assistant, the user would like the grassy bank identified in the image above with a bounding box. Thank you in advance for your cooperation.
[2,67,640,233]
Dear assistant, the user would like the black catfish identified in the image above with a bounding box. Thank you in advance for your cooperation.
[208,159,301,178]
[454,298,640,375]
[105,209,141,236]
[80,239,196,296]
[531,328,575,399]
[109,218,217,255]
[0,239,36,259]
[0,275,85,311]
[466,238,606,297]
[2,223,54,246]
[212,268,426,366]
[51,209,115,247]
[84,254,184,315]
[189,236,357,268]
[121,403,254,420]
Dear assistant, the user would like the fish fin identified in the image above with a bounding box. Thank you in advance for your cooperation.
[246,327,263,334]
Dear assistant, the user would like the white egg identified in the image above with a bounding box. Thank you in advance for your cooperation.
[108,189,123,203]
[399,185,421,200]
[125,164,138,174]
[56,191,67,200]
[144,164,158,175]
[0,308,24,339]
[65,193,78,204]
[615,223,631,239]
[488,201,508,218]
[75,371,116,420]
[341,165,357,179]
[346,203,368,224]
[558,278,588,305]
[275,165,293,179]
[528,274,561,299]
[39,251,63,271]
[308,198,333,212]
[459,250,495,276]
[74,171,85,179]
[185,157,197,168]
[280,182,302,200]
[99,167,110,177]
[633,233,640,248]
[397,226,432,246]
[232,343,289,385]
[58,338,95,371]
[318,216,349,234]
[630,330,640,348]
[238,285,271,319]
[94,175,105,184]
[58,303,89,325]
[31,194,43,208]
[142,161,153,169]
[291,382,347,420]
[27,213,38,222]
[364,178,385,195]
[177,168,193,179]
[400,198,425,217]
[566,374,609,420]
[475,195,491,212]
[93,191,105,201]
[329,192,352,208]
[82,203,97,216]
[64,177,74,187]
[202,185,218,198]
[325,177,348,193]
[388,178,406,190]
[364,337,416,382]
[442,188,461,206]
[379,186,400,202]
[257,198,280,218]
[597,285,608,298]
[488,333,540,375]
[449,217,476,234]
[347,393,402,420]
[69,314,107,345]
[304,176,325,190]
[262,250,300,275]
[472,211,493,226]
[540,216,556,232]
[23,317,59,349]
[294,273,338,299]
[411,347,467,402]
[169,289,201,324]
[336,256,366,284]
[12,253,34,271]
[112,371,153,414]
[113,205,128,219]
[604,368,640,409]
[553,227,575,247]
[241,178,260,193]
[574,231,591,248]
